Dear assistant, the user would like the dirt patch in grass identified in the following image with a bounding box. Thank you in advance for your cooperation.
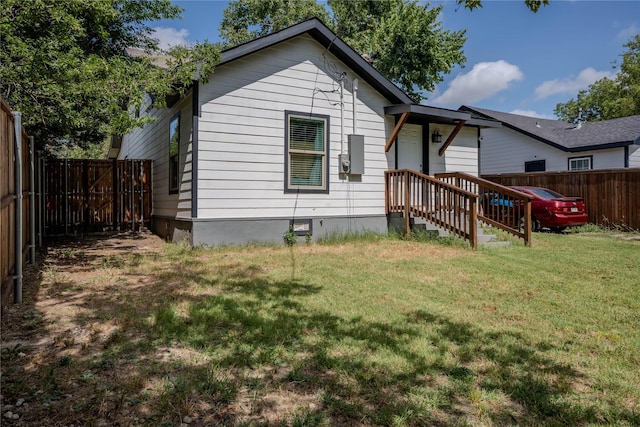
[1,232,170,426]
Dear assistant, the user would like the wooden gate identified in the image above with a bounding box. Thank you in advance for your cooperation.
[43,159,152,235]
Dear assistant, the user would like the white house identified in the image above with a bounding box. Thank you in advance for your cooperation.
[117,19,498,246]
[459,106,640,174]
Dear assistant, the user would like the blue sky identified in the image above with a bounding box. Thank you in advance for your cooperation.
[151,0,639,120]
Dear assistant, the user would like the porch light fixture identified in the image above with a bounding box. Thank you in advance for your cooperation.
[431,128,442,144]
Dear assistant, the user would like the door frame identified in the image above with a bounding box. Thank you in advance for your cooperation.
[393,117,430,175]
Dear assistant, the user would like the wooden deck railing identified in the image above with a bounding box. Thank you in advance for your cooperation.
[385,169,479,248]
[435,172,533,246]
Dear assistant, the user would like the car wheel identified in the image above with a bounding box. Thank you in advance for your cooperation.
[532,218,541,232]
[519,216,541,232]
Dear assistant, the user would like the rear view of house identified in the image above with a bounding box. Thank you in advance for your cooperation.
[118,19,498,246]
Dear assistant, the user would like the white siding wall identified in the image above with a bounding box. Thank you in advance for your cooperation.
[480,127,628,173]
[629,145,640,168]
[196,35,391,220]
[119,93,193,218]
[429,124,478,176]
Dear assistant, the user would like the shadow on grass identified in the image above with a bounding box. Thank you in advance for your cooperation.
[2,235,638,426]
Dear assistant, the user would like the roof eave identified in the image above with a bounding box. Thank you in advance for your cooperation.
[567,140,634,152]
[219,18,414,105]
[385,104,501,127]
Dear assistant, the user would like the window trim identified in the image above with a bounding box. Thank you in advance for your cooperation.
[284,111,330,194]
[568,155,593,171]
[525,159,546,172]
[169,112,180,194]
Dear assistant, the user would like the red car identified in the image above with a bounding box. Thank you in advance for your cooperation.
[510,186,588,232]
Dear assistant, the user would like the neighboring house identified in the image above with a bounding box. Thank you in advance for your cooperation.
[117,19,498,246]
[459,106,640,174]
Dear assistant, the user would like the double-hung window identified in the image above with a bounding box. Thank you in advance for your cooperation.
[169,113,180,193]
[285,111,330,193]
[568,156,592,171]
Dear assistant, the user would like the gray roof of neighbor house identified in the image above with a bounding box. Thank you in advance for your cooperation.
[459,105,640,152]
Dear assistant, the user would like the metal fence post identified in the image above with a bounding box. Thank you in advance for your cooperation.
[29,136,35,264]
[13,112,22,304]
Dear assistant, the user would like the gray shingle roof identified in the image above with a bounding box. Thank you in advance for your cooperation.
[460,106,640,152]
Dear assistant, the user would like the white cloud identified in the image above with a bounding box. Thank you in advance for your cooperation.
[509,109,554,120]
[534,67,615,100]
[617,23,638,41]
[153,27,191,49]
[431,60,523,107]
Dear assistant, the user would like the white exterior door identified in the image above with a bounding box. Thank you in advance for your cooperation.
[397,124,422,173]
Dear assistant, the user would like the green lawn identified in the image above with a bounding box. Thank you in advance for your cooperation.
[2,231,639,426]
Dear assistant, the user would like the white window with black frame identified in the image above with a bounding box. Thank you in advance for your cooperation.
[569,156,592,171]
[285,112,329,193]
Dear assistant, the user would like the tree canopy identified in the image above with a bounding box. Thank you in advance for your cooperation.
[1,0,549,156]
[555,35,640,123]
[458,0,548,12]
[1,0,220,154]
[220,0,549,102]
[220,0,467,102]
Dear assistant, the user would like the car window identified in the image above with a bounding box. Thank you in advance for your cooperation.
[528,188,564,199]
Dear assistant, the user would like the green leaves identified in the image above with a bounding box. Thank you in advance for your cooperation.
[220,0,330,47]
[0,0,220,156]
[555,35,640,123]
[220,0,467,102]
[458,0,549,12]
[331,0,467,101]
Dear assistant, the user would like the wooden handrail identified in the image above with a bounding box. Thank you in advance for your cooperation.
[435,172,533,246]
[385,169,479,248]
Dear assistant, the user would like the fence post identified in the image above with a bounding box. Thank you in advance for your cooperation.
[112,159,118,231]
[64,158,69,236]
[139,160,144,232]
[13,112,22,304]
[469,197,477,250]
[38,152,44,245]
[524,200,532,247]
[83,159,89,233]
[404,170,410,239]
[29,136,35,264]
[130,159,135,230]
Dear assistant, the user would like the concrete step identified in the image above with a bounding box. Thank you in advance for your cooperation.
[480,240,512,249]
[389,212,512,248]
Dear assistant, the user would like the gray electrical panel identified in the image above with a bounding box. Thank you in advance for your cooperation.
[347,134,365,175]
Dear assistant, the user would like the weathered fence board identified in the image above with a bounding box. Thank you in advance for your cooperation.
[1,98,35,308]
[482,169,640,231]
[43,159,152,235]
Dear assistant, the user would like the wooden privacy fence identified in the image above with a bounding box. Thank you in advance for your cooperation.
[43,159,152,235]
[1,98,36,306]
[483,169,640,231]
